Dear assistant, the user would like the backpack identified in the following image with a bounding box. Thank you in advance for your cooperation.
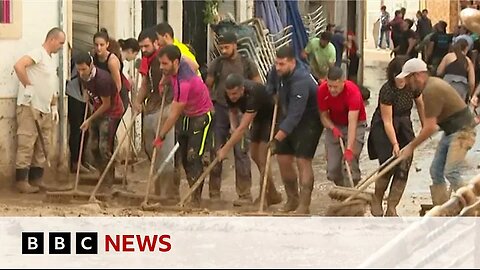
[213,55,254,86]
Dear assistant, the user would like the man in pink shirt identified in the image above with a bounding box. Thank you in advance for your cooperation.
[154,45,213,207]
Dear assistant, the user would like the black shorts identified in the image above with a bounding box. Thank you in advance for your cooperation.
[276,118,323,159]
[250,117,272,143]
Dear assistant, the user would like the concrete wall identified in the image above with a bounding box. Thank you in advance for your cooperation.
[0,0,63,187]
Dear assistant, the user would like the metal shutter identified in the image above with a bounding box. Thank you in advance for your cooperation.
[72,0,99,53]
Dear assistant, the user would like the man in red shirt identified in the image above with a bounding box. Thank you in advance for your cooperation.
[317,67,367,186]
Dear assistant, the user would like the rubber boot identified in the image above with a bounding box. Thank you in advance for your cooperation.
[294,181,313,214]
[385,178,407,217]
[254,176,283,207]
[187,177,203,208]
[279,179,299,212]
[430,183,450,205]
[28,167,46,190]
[16,168,39,194]
[98,164,114,194]
[371,175,390,217]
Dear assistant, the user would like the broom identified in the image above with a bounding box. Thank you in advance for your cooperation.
[87,111,140,203]
[328,155,397,202]
[45,100,92,202]
[258,100,278,213]
[139,90,167,209]
[327,155,404,216]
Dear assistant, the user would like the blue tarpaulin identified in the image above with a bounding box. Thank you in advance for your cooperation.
[254,0,284,34]
[285,0,308,58]
[275,0,288,27]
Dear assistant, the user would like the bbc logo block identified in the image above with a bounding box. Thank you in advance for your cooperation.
[22,232,98,254]
[22,232,44,254]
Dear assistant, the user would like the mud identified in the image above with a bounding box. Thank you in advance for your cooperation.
[1,49,479,217]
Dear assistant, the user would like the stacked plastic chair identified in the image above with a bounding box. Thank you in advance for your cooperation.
[302,5,327,38]
[209,17,294,83]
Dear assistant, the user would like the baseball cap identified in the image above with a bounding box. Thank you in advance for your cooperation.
[218,32,237,44]
[396,58,428,79]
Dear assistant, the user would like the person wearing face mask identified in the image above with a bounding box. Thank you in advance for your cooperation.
[75,51,124,191]
[318,67,367,189]
[266,46,322,214]
[367,56,426,217]
[13,27,65,193]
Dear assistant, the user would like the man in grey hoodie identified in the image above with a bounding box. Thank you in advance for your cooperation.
[267,46,323,214]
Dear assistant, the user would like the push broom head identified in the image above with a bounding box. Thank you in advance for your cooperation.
[328,186,373,202]
[326,199,369,216]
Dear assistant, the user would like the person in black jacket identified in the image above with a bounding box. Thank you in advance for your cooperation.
[266,46,323,214]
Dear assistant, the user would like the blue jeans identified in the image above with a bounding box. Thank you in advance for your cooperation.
[429,129,476,190]
[378,29,390,48]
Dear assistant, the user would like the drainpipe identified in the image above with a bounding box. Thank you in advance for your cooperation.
[57,0,69,180]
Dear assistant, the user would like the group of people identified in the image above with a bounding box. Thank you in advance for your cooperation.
[12,16,480,216]
[303,24,361,84]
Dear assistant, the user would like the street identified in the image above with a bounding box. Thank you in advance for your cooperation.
[0,48,479,217]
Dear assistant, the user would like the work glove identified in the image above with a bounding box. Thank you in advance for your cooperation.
[268,139,279,155]
[24,85,34,105]
[343,148,354,163]
[332,126,343,139]
[51,105,59,123]
[153,136,164,149]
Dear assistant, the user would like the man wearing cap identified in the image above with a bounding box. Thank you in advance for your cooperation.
[397,58,477,206]
[205,31,262,206]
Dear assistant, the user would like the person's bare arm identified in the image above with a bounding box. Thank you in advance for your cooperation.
[468,58,476,98]
[406,37,417,56]
[380,104,399,147]
[425,41,434,63]
[13,56,35,87]
[108,55,122,92]
[133,75,149,113]
[436,55,448,77]
[320,110,335,130]
[346,110,359,151]
[224,112,255,152]
[205,74,215,90]
[229,108,239,132]
[414,94,426,128]
[80,96,111,131]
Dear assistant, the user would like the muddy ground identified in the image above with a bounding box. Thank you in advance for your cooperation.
[1,49,479,217]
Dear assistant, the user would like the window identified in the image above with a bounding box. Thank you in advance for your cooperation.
[0,0,12,24]
[0,0,22,39]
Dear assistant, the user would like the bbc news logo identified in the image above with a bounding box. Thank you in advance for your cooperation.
[22,232,171,254]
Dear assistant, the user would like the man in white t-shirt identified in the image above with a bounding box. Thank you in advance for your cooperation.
[13,27,65,193]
